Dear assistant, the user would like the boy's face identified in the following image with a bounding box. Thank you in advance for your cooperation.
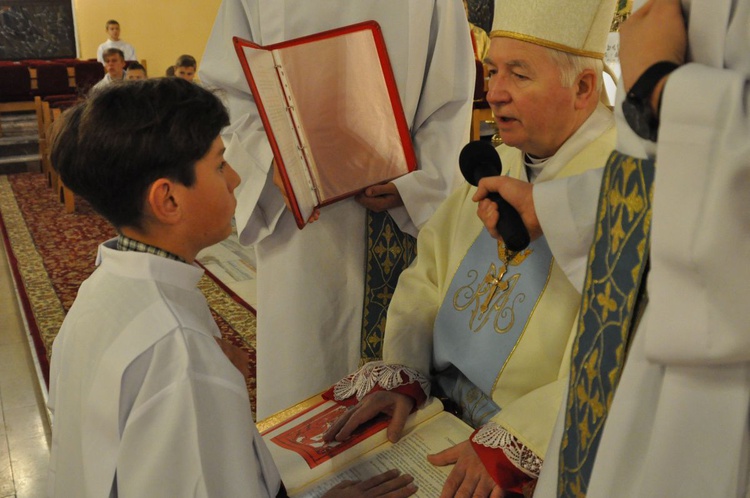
[174,66,196,82]
[106,23,121,41]
[104,54,126,79]
[179,136,240,252]
[125,69,146,81]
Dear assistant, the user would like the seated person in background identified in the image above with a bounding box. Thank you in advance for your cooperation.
[124,61,147,80]
[174,54,197,82]
[93,48,126,91]
[323,0,618,496]
[46,77,417,498]
[165,65,176,77]
[96,19,136,63]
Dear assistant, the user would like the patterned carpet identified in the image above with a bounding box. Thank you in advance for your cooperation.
[0,173,259,412]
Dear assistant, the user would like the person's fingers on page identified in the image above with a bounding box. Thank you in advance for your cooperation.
[332,392,412,442]
[428,441,501,498]
[385,395,413,443]
[426,443,459,466]
[428,444,465,498]
[320,479,362,498]
[322,406,356,443]
[321,470,417,498]
[332,397,389,442]
[360,470,417,498]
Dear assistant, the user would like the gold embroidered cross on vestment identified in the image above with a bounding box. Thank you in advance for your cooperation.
[480,242,530,312]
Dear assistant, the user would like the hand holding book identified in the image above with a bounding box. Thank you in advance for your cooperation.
[355,183,404,213]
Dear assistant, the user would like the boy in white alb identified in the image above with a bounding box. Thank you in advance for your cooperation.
[46,78,417,498]
[96,19,137,63]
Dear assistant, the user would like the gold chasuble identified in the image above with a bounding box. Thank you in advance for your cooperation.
[558,151,654,497]
[361,210,416,363]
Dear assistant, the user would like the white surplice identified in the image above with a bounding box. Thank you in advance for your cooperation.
[200,0,475,419]
[535,1,750,496]
[47,241,281,497]
[96,39,137,63]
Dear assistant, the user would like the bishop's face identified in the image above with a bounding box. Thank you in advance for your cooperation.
[485,37,580,158]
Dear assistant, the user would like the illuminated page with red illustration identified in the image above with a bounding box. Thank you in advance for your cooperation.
[261,397,473,497]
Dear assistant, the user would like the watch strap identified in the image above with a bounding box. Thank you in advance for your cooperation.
[628,61,679,100]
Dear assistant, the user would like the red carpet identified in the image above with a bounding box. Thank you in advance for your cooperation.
[0,173,258,412]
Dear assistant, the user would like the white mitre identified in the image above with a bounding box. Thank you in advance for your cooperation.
[490,0,617,59]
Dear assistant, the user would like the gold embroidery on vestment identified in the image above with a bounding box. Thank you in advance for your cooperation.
[452,243,533,334]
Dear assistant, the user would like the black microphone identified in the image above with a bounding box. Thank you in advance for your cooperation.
[459,141,530,252]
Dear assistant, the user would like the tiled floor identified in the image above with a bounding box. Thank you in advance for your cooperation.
[0,238,51,498]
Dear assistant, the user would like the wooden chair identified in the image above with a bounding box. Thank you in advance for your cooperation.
[49,104,77,213]
[36,97,58,191]
[0,64,35,113]
[35,63,76,99]
[37,98,76,212]
[72,61,104,96]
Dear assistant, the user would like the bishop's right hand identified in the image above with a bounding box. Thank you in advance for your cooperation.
[322,391,415,444]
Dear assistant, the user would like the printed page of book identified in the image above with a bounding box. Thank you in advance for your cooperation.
[262,398,444,494]
[241,45,318,223]
[292,411,474,498]
[273,27,413,204]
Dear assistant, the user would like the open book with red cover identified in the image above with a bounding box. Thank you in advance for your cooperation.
[260,397,473,497]
[233,21,417,229]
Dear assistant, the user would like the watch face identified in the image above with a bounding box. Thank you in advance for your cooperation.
[622,97,656,141]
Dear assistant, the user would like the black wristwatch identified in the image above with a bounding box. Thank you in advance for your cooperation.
[622,61,678,142]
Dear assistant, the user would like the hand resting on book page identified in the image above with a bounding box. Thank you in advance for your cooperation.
[321,469,417,498]
[323,391,503,498]
[323,391,415,445]
[427,441,503,498]
[355,182,404,212]
[272,160,320,223]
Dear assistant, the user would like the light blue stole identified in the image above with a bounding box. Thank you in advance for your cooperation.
[433,229,554,427]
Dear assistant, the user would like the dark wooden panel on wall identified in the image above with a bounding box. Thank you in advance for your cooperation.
[0,0,76,60]
[467,0,493,35]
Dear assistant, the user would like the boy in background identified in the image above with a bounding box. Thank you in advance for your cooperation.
[96,19,137,63]
[124,61,147,80]
[92,48,126,91]
[174,54,197,82]
[46,78,416,498]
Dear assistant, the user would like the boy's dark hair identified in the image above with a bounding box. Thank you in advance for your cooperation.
[51,78,229,229]
[126,61,147,75]
[102,47,125,61]
[175,54,197,69]
[105,19,119,28]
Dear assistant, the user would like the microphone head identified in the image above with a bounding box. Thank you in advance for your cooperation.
[459,140,502,186]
